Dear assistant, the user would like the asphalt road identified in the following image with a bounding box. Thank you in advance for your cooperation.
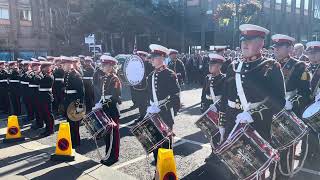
[1,83,320,180]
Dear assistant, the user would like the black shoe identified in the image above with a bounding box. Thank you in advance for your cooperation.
[40,131,53,137]
[100,159,118,166]
[32,124,43,130]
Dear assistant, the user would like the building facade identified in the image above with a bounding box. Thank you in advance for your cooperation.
[0,0,50,61]
[181,0,319,50]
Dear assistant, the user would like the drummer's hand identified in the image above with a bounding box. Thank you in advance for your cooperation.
[236,111,253,124]
[93,103,103,110]
[147,105,161,114]
[76,107,84,113]
[210,104,217,112]
[285,100,293,110]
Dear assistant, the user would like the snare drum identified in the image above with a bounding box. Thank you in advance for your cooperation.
[130,113,173,153]
[271,109,308,150]
[302,101,320,133]
[216,125,279,180]
[82,108,116,139]
[195,105,221,152]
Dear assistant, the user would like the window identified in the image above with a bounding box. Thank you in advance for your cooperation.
[0,8,9,19]
[296,0,301,8]
[304,0,308,10]
[276,0,281,4]
[20,9,31,21]
[315,0,320,19]
[286,0,292,12]
[187,0,199,6]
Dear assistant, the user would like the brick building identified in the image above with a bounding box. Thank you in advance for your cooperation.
[0,0,50,61]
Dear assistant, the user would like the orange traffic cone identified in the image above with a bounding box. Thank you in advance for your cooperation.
[50,122,75,161]
[3,115,25,143]
[156,148,178,180]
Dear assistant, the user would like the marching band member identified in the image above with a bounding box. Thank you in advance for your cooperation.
[200,54,226,114]
[20,61,32,122]
[218,24,286,179]
[62,56,85,148]
[303,41,320,165]
[146,44,181,165]
[293,43,309,62]
[29,60,43,129]
[38,62,54,136]
[132,51,154,124]
[272,34,311,117]
[83,56,95,112]
[168,49,186,86]
[0,61,9,114]
[306,41,320,102]
[96,55,122,166]
[53,57,65,115]
[8,61,21,115]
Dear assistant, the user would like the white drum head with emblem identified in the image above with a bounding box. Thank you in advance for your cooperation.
[124,55,145,86]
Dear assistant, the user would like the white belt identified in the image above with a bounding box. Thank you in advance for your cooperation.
[101,95,112,101]
[285,90,298,100]
[65,90,77,94]
[39,88,52,92]
[20,81,29,85]
[9,80,19,83]
[29,84,39,88]
[55,78,64,81]
[228,100,265,110]
[83,77,93,80]
[150,96,170,106]
[0,79,7,83]
[206,95,221,101]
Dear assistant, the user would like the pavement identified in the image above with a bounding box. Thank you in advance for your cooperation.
[1,84,320,180]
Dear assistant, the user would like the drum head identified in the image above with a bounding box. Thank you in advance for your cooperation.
[303,101,320,119]
[124,55,145,86]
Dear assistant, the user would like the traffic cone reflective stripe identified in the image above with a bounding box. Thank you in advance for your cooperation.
[156,148,178,180]
[51,122,75,161]
[3,115,25,143]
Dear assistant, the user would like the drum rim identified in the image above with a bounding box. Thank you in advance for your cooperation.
[302,102,320,119]
[123,55,145,86]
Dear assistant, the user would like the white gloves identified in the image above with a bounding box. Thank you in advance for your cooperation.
[147,105,161,114]
[210,104,217,112]
[219,127,225,144]
[315,93,320,102]
[285,100,293,110]
[235,111,254,124]
[93,102,103,110]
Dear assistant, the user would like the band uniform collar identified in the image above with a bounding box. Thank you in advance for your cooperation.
[155,65,166,72]
[243,53,262,62]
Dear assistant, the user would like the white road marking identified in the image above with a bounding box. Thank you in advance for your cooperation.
[0,114,27,121]
[111,139,187,170]
[119,120,136,128]
[301,168,320,175]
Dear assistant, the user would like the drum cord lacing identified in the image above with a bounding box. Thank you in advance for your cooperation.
[278,133,309,177]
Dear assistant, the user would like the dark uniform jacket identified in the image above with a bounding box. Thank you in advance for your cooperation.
[101,73,122,119]
[64,69,85,108]
[83,65,95,109]
[38,73,54,102]
[280,57,311,116]
[53,67,65,92]
[168,59,186,84]
[20,70,30,97]
[8,69,20,95]
[309,64,320,102]
[146,66,181,128]
[0,69,8,89]
[28,71,41,95]
[219,57,286,141]
[201,73,225,113]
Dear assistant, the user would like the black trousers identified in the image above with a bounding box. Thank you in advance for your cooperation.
[0,88,9,113]
[64,97,81,148]
[9,92,21,115]
[39,97,54,133]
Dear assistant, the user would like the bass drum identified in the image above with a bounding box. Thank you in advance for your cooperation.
[115,54,130,86]
[123,55,145,86]
[302,101,320,133]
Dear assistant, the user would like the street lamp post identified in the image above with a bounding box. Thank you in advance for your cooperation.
[233,0,240,49]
